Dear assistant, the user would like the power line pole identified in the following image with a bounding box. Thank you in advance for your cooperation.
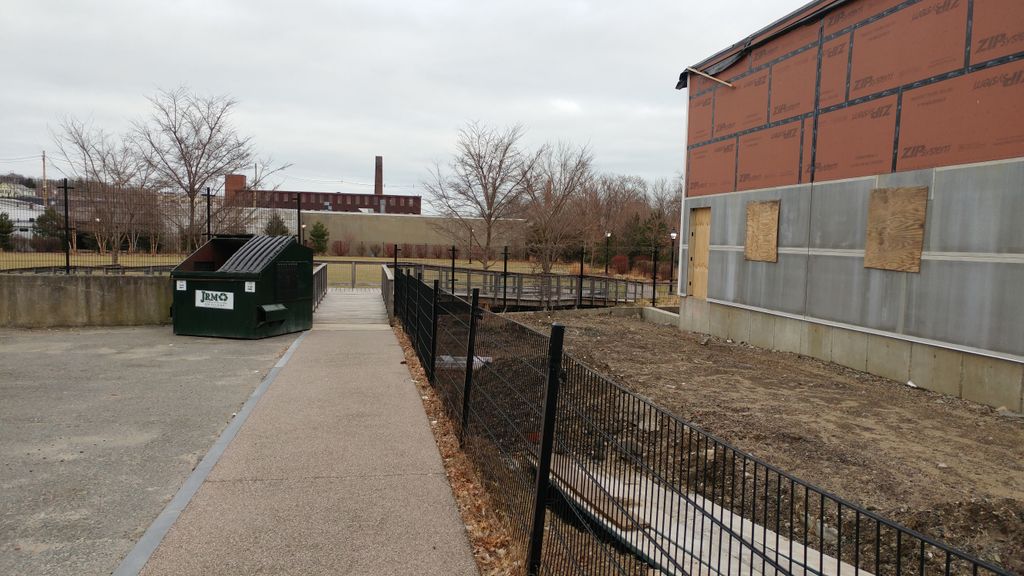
[295,193,302,243]
[41,150,48,205]
[59,178,74,275]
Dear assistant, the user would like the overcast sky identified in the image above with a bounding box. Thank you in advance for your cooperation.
[0,0,808,198]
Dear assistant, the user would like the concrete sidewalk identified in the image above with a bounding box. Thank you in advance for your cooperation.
[135,290,477,575]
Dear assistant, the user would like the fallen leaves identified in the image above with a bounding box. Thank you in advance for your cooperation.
[393,326,522,576]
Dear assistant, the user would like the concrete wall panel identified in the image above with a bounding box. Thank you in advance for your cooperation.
[866,334,912,383]
[806,255,904,332]
[738,254,808,315]
[909,344,963,397]
[832,327,868,372]
[904,260,1024,357]
[808,178,874,249]
[800,323,833,362]
[707,250,739,302]
[961,355,1024,412]
[927,160,1024,253]
[0,275,172,328]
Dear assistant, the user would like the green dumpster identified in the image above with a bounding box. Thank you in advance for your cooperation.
[171,235,314,339]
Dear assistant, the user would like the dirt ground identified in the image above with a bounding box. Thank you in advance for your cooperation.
[511,309,1024,574]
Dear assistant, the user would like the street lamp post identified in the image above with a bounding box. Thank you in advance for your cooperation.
[295,194,302,244]
[205,187,212,240]
[604,231,611,275]
[669,230,678,293]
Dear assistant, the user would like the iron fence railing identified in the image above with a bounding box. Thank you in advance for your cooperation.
[406,263,673,309]
[391,269,1011,576]
[341,260,675,307]
[381,264,396,322]
[312,263,328,311]
[0,177,310,273]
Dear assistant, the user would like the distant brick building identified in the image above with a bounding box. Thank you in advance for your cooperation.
[223,157,421,214]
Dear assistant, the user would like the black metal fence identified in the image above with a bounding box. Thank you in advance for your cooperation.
[312,263,328,311]
[405,263,673,309]
[0,178,302,273]
[391,270,1011,576]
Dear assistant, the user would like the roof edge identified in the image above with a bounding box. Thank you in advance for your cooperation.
[676,0,850,89]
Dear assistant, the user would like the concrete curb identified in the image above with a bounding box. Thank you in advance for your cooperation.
[112,331,308,576]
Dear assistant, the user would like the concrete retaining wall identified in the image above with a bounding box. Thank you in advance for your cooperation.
[678,297,1024,412]
[641,307,679,327]
[0,274,172,328]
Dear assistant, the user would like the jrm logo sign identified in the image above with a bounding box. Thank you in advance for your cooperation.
[195,290,235,310]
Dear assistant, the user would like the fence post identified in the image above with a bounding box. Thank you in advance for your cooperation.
[397,270,405,322]
[526,323,565,575]
[295,193,302,244]
[459,288,480,446]
[449,245,457,294]
[652,245,659,308]
[502,245,509,311]
[61,178,72,275]
[404,270,412,329]
[430,280,440,384]
[577,246,584,308]
[205,187,211,240]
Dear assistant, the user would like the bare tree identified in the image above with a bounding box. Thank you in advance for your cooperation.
[523,142,593,273]
[424,122,540,269]
[53,118,159,263]
[53,117,141,186]
[132,87,261,251]
[648,177,683,237]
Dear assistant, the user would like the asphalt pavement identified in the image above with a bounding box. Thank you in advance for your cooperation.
[0,326,295,576]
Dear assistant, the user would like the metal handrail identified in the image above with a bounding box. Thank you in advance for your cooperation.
[312,263,328,311]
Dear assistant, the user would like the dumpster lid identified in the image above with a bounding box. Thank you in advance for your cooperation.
[218,235,295,274]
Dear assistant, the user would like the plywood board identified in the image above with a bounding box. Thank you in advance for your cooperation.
[800,117,813,182]
[745,200,781,262]
[687,208,711,299]
[898,59,1024,172]
[849,1,967,99]
[770,49,818,121]
[970,0,1024,64]
[712,69,770,137]
[737,125,801,190]
[818,35,851,108]
[864,187,929,272]
[687,93,714,144]
[686,140,737,197]
[814,94,898,181]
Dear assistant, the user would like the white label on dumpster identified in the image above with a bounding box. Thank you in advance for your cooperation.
[195,290,234,310]
[176,280,186,291]
[244,281,255,293]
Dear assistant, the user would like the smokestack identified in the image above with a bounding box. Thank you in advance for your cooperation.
[374,156,383,196]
